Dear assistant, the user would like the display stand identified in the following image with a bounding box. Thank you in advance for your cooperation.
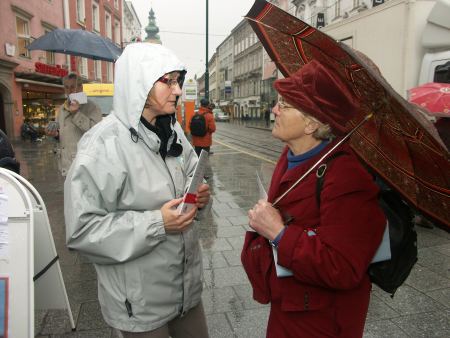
[0,169,75,337]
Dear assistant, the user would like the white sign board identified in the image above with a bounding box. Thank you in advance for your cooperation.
[0,169,74,337]
[183,79,197,101]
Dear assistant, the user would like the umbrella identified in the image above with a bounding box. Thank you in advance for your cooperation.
[245,0,450,229]
[409,82,450,117]
[27,28,122,62]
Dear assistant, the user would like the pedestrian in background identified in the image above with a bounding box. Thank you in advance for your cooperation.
[47,73,102,176]
[191,98,216,156]
[264,104,271,128]
[241,60,385,338]
[64,43,210,338]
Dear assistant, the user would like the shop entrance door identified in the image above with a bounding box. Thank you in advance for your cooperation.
[0,92,5,134]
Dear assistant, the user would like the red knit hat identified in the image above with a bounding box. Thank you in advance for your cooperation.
[273,60,360,135]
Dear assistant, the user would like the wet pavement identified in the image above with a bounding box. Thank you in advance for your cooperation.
[11,120,450,337]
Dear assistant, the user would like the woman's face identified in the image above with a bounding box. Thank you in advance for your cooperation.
[271,98,317,143]
[145,71,183,115]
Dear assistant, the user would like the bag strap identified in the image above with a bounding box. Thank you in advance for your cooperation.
[315,151,348,208]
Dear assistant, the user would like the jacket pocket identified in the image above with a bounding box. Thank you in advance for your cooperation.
[279,278,334,312]
[124,260,144,304]
[241,231,272,304]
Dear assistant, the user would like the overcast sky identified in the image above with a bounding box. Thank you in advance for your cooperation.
[130,0,256,80]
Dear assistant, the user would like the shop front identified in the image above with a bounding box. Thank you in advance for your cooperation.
[13,63,66,139]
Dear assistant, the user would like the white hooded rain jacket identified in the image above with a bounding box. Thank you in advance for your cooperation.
[64,43,203,332]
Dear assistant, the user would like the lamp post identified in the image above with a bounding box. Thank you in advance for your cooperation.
[205,0,209,100]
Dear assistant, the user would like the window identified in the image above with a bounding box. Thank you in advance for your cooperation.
[114,0,119,9]
[78,57,88,77]
[16,16,31,58]
[93,2,100,32]
[95,60,102,80]
[105,12,112,39]
[335,0,341,18]
[76,0,85,23]
[44,29,55,64]
[353,0,360,8]
[114,20,120,44]
[107,62,113,82]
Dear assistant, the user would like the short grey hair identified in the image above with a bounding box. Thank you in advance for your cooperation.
[62,72,83,87]
[305,114,335,140]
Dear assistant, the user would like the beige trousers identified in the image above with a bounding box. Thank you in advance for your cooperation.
[121,302,209,338]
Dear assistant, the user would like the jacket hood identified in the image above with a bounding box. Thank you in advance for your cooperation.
[113,43,186,131]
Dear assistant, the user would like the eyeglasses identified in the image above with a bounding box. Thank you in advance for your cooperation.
[277,101,296,112]
[157,76,181,89]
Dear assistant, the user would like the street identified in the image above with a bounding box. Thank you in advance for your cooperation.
[13,120,450,338]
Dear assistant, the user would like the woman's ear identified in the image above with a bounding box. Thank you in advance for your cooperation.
[304,119,319,135]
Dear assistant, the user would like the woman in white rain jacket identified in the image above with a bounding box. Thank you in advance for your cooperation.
[64,43,210,337]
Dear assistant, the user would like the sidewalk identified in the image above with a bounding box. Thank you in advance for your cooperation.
[11,134,450,337]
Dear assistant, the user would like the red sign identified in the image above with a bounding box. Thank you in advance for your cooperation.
[35,62,69,77]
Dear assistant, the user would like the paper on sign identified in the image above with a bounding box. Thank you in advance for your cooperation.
[256,172,293,277]
[178,150,209,214]
[0,189,8,259]
[69,92,88,104]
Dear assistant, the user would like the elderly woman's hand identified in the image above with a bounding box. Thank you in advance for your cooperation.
[161,198,197,233]
[248,199,285,241]
[196,183,210,209]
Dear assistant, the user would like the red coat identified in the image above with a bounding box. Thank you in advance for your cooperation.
[191,107,216,147]
[241,142,386,338]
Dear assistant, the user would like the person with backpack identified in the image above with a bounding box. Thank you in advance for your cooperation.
[241,60,386,338]
[190,98,216,156]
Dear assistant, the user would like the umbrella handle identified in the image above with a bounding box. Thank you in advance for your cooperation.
[272,113,373,207]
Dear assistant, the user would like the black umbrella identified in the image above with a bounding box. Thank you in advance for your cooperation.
[27,28,122,62]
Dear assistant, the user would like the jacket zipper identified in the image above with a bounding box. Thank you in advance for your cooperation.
[125,299,133,317]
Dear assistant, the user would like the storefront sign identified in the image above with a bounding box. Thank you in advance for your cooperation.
[183,79,197,101]
[34,62,68,77]
[316,13,325,28]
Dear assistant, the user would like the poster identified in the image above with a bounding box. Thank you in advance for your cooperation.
[0,277,8,338]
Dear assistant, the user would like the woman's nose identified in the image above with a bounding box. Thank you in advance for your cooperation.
[173,84,182,95]
[272,103,281,116]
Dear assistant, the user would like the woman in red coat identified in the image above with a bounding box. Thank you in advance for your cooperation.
[241,60,386,338]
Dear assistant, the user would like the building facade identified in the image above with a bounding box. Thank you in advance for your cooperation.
[231,19,263,119]
[0,0,66,139]
[69,0,122,83]
[217,35,234,115]
[122,1,142,46]
[0,0,123,139]
[208,52,218,106]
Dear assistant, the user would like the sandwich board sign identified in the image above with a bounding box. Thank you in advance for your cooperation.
[0,168,74,337]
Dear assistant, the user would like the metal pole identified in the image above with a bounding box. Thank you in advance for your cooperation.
[205,0,209,100]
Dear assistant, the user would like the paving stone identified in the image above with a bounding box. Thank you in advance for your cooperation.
[217,226,246,238]
[391,310,450,337]
[373,285,446,315]
[227,215,250,226]
[204,266,249,289]
[201,237,233,252]
[226,236,245,251]
[76,301,109,331]
[203,251,229,270]
[51,328,112,338]
[213,207,247,218]
[222,249,243,266]
[363,320,409,338]
[206,313,235,338]
[405,264,450,292]
[39,309,73,335]
[232,284,269,310]
[226,307,270,338]
[366,294,400,322]
[202,287,243,315]
[427,288,450,308]
[61,263,97,283]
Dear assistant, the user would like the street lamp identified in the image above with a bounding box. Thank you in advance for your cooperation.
[205,0,209,100]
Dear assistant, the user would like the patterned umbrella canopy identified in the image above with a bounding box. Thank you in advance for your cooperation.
[409,82,450,116]
[246,0,450,228]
